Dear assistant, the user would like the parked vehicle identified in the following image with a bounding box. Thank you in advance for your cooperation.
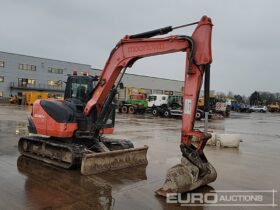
[119,93,185,116]
[239,104,252,113]
[232,103,252,113]
[168,95,182,109]
[120,92,213,121]
[150,94,206,120]
[267,102,280,112]
[250,105,267,113]
[148,94,168,107]
[198,96,230,117]
[23,92,49,106]
[119,93,148,114]
[148,94,169,116]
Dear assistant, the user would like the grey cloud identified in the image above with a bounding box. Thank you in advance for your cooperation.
[1,0,279,95]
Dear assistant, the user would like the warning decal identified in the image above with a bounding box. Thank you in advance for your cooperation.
[184,99,192,114]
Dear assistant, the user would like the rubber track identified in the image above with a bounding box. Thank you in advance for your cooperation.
[18,136,86,169]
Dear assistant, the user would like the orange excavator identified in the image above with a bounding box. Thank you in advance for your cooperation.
[19,16,216,193]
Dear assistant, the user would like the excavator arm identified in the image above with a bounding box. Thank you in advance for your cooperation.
[84,16,212,117]
[84,16,213,156]
[84,36,190,115]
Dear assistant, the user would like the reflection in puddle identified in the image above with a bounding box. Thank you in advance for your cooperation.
[15,122,28,136]
[17,156,147,210]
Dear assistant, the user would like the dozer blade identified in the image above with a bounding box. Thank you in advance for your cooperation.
[81,145,148,175]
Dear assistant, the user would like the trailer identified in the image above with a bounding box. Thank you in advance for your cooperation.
[119,93,148,114]
[157,106,206,120]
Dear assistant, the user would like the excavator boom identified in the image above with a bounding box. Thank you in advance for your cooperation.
[82,16,214,179]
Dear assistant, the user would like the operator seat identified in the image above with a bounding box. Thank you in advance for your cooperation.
[76,86,86,101]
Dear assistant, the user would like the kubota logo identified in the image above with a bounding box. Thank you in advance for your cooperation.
[128,43,165,53]
[34,114,45,119]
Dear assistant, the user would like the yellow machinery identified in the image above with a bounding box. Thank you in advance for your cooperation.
[9,95,19,104]
[198,93,230,117]
[23,92,49,106]
[127,87,145,96]
[267,102,280,112]
[197,92,216,109]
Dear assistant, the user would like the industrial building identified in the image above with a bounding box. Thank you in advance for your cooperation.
[0,51,184,101]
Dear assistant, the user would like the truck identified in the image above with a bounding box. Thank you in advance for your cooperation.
[147,94,169,116]
[155,94,231,120]
[119,93,184,116]
[119,93,148,114]
[198,95,230,117]
[148,94,206,120]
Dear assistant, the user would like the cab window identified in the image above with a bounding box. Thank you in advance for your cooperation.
[148,96,157,101]
[70,78,90,102]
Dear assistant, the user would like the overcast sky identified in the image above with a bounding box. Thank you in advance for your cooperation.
[1,0,279,95]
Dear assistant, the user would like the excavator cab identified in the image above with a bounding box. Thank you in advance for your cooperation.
[63,74,116,134]
[25,73,115,138]
[64,75,98,103]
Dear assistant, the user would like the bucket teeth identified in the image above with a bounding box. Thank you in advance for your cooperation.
[81,146,148,175]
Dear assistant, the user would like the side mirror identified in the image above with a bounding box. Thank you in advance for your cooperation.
[119,82,124,89]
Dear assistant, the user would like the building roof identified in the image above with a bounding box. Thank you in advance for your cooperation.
[0,51,90,66]
[0,51,183,83]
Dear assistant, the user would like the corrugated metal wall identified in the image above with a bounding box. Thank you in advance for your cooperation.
[0,51,184,99]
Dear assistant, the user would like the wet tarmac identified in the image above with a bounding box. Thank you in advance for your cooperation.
[0,104,279,209]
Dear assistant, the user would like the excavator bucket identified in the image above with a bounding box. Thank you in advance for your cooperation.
[156,157,217,196]
[81,146,148,175]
